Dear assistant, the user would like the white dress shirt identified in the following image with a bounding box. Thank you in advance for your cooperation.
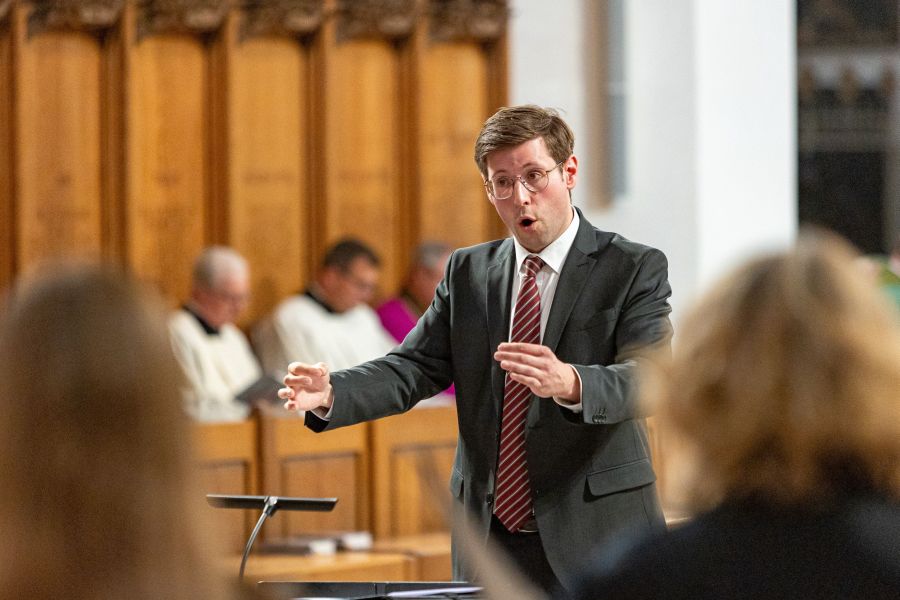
[510,206,583,412]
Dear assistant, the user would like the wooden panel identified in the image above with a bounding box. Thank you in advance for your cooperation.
[14,18,103,272]
[417,42,494,249]
[369,405,458,539]
[224,24,308,327]
[126,33,207,302]
[192,419,260,553]
[321,38,404,293]
[231,551,413,582]
[0,15,12,288]
[372,532,452,581]
[259,411,371,539]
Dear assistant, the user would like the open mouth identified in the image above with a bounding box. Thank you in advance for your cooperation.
[518,217,536,228]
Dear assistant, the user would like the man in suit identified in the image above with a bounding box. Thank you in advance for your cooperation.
[280,105,673,593]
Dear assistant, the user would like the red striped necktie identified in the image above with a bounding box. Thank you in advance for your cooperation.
[493,254,544,532]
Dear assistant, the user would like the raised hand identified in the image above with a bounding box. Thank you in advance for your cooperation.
[493,342,580,401]
[279,361,333,412]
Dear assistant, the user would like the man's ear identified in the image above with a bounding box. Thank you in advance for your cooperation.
[564,155,578,189]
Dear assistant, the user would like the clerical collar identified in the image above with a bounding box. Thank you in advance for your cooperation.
[304,288,338,314]
[183,304,219,335]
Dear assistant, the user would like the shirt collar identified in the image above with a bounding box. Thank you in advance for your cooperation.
[304,286,338,314]
[183,303,220,335]
[513,206,579,275]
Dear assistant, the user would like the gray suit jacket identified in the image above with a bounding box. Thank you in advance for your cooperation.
[307,209,673,589]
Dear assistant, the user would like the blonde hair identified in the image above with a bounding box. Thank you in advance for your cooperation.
[0,265,234,599]
[649,231,900,510]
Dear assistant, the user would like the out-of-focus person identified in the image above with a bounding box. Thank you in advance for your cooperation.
[377,241,455,400]
[0,265,240,600]
[254,238,394,376]
[570,231,900,599]
[377,241,452,343]
[169,246,273,422]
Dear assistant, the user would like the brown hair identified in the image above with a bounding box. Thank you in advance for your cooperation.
[322,237,381,271]
[647,231,900,510]
[0,265,235,599]
[474,105,575,178]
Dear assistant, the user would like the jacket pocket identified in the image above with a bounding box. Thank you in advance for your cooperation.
[449,468,464,499]
[587,458,656,498]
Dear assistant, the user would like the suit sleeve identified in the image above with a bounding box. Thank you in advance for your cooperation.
[570,247,672,425]
[309,255,457,431]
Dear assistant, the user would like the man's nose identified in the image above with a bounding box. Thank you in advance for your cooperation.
[512,178,532,205]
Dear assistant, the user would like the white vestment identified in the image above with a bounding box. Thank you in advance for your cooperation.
[254,294,396,377]
[169,308,261,422]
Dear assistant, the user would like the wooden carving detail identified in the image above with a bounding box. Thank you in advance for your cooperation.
[429,0,507,42]
[335,0,416,42]
[137,0,229,37]
[26,0,124,35]
[240,0,324,39]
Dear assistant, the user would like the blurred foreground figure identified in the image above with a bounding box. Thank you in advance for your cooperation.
[570,231,900,599]
[875,234,900,309]
[0,266,238,600]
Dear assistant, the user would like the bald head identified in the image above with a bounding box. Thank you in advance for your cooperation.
[407,241,451,310]
[190,246,250,328]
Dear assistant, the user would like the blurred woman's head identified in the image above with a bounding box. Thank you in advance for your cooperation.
[0,264,229,599]
[649,231,900,510]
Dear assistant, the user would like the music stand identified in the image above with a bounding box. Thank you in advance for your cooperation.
[206,494,338,580]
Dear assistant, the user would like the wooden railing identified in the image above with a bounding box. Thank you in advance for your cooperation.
[193,404,458,580]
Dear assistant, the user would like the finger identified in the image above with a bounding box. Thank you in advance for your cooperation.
[312,362,330,377]
[497,342,548,356]
[509,371,543,392]
[495,352,549,372]
[284,399,298,411]
[283,375,312,388]
[288,362,324,376]
[278,387,294,400]
[500,360,545,380]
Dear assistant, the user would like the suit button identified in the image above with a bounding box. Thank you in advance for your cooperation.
[485,493,494,506]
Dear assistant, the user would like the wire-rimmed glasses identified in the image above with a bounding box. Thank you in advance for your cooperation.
[484,159,566,200]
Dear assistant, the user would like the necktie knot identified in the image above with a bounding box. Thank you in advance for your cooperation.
[523,255,543,278]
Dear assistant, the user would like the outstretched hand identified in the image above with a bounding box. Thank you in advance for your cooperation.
[279,362,333,412]
[494,342,580,402]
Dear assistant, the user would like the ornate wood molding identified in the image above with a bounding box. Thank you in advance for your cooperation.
[136,0,229,38]
[240,0,324,39]
[26,1,124,35]
[334,0,416,42]
[429,0,507,42]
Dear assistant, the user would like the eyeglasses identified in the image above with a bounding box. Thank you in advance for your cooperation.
[340,270,378,295]
[212,289,250,306]
[484,159,566,200]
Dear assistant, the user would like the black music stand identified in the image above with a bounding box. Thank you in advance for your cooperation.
[206,493,337,580]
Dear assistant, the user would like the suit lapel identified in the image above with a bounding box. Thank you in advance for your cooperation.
[542,212,600,354]
[487,240,515,409]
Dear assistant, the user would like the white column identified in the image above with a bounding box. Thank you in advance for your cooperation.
[509,0,797,319]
